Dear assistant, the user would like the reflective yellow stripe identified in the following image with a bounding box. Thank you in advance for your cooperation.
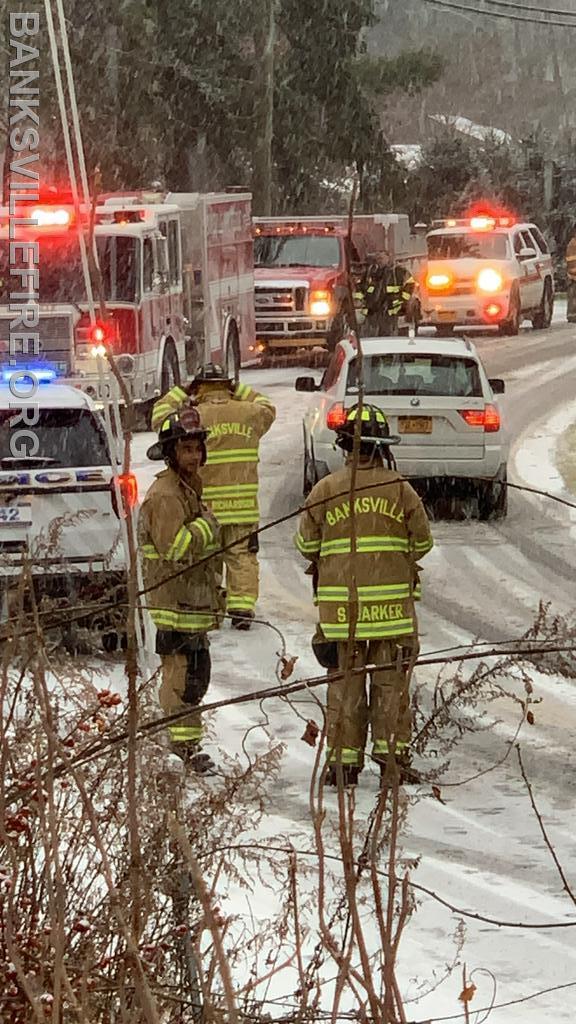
[254,395,273,405]
[373,740,409,755]
[412,539,433,553]
[142,544,160,560]
[234,383,251,399]
[150,609,217,630]
[295,532,321,554]
[190,518,213,549]
[202,484,258,496]
[227,595,257,610]
[169,725,202,742]
[321,619,414,639]
[151,386,188,430]
[357,584,411,600]
[316,586,349,600]
[213,512,259,524]
[206,449,259,464]
[166,525,193,561]
[320,536,410,556]
[327,747,362,766]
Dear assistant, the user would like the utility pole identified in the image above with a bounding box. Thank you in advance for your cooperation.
[252,0,275,215]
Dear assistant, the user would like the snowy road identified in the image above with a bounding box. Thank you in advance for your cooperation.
[130,314,576,1022]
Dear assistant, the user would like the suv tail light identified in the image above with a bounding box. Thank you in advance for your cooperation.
[459,404,500,432]
[326,402,347,430]
[111,473,138,518]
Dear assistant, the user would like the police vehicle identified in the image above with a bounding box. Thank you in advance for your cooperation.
[420,213,554,335]
[0,369,136,650]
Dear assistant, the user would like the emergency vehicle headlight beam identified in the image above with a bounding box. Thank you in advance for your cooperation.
[30,207,72,227]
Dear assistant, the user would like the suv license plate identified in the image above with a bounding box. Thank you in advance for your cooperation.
[437,310,456,321]
[398,417,433,434]
[0,504,32,526]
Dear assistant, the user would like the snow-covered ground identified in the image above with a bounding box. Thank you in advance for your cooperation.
[126,327,576,1022]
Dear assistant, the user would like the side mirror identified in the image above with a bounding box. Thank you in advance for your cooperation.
[295,376,319,392]
[518,246,536,260]
[489,377,505,394]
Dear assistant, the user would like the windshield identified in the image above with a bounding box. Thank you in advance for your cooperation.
[254,234,341,268]
[0,235,139,305]
[347,353,483,397]
[427,233,508,260]
[0,408,110,467]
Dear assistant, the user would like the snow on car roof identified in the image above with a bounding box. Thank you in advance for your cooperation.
[350,337,479,358]
[0,382,94,409]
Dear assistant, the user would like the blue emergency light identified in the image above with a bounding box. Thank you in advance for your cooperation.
[2,367,57,385]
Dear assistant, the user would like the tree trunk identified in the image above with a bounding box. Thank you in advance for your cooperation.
[252,0,275,215]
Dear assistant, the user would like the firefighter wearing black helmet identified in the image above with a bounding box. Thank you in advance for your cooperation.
[151,363,276,630]
[296,404,433,787]
[139,406,224,772]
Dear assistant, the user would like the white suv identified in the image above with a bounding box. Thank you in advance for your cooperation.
[295,335,509,518]
[419,216,554,335]
[0,375,134,650]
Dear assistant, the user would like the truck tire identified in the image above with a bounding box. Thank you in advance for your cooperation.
[531,278,553,330]
[478,466,508,520]
[225,326,240,384]
[161,340,181,392]
[498,289,520,336]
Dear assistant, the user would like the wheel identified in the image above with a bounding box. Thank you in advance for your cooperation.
[531,278,553,330]
[478,466,508,520]
[160,340,181,393]
[498,290,520,336]
[225,327,240,384]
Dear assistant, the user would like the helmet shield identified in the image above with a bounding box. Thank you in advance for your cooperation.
[146,407,208,461]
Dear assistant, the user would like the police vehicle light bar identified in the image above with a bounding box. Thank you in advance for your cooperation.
[2,366,57,384]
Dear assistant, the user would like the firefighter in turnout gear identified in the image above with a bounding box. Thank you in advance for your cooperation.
[296,404,433,787]
[566,228,576,323]
[139,406,223,772]
[151,364,276,630]
[353,253,416,336]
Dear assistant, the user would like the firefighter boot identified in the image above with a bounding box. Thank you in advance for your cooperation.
[379,751,421,786]
[170,740,217,775]
[325,764,361,788]
[230,610,254,631]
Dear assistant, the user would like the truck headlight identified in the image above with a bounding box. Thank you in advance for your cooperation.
[310,290,332,317]
[477,268,503,293]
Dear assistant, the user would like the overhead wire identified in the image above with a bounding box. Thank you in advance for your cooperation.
[419,0,576,26]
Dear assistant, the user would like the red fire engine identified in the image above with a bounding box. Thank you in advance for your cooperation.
[252,213,424,354]
[0,189,254,410]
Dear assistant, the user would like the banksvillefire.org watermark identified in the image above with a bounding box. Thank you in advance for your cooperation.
[7,12,41,458]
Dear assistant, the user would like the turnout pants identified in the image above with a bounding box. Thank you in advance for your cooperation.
[221,523,259,616]
[327,636,418,768]
[156,631,211,746]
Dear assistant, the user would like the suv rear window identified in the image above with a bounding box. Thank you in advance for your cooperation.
[0,408,110,467]
[347,354,483,397]
[427,233,508,260]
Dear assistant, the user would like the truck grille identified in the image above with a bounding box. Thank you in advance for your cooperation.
[0,314,73,374]
[255,286,307,313]
[37,315,74,373]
